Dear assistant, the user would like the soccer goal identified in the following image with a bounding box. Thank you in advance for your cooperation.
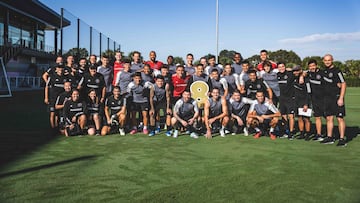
[0,57,12,97]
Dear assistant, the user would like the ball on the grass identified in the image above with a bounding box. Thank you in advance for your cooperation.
[88,128,96,135]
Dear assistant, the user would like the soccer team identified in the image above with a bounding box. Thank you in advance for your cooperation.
[43,50,347,147]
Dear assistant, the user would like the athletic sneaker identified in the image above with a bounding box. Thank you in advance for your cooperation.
[297,133,305,140]
[288,134,294,140]
[130,129,137,135]
[166,130,172,137]
[304,133,312,141]
[254,132,262,139]
[270,133,276,140]
[336,139,347,147]
[184,130,191,134]
[155,127,161,134]
[143,129,149,134]
[225,129,230,134]
[220,128,226,137]
[190,132,199,139]
[312,134,324,141]
[119,128,125,136]
[173,130,179,138]
[320,136,335,144]
[149,131,155,137]
[243,127,249,136]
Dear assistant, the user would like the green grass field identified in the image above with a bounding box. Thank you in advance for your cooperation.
[0,88,359,202]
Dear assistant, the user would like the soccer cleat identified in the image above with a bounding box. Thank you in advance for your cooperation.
[320,136,335,144]
[254,132,262,139]
[270,133,276,140]
[190,132,199,139]
[130,129,137,135]
[312,134,324,141]
[166,130,172,137]
[143,129,149,134]
[173,130,179,138]
[297,133,305,139]
[149,131,155,137]
[336,139,347,147]
[288,134,294,140]
[220,128,226,137]
[119,128,125,136]
[304,133,312,141]
[155,127,161,134]
[243,127,249,136]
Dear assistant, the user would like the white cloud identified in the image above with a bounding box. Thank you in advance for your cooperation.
[279,32,360,44]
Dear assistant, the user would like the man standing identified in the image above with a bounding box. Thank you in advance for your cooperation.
[172,65,191,103]
[256,49,277,71]
[97,55,113,98]
[131,51,143,72]
[145,51,163,71]
[232,52,243,74]
[320,54,347,146]
[112,51,123,86]
[78,65,106,102]
[184,53,195,75]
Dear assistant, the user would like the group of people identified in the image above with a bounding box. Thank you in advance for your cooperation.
[43,49,347,147]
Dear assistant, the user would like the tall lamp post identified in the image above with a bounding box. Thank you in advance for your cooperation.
[216,0,219,63]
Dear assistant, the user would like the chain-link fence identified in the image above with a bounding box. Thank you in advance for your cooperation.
[59,8,121,61]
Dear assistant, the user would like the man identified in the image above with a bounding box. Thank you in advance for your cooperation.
[101,86,127,136]
[55,81,72,134]
[244,69,272,101]
[145,51,163,71]
[239,60,251,96]
[259,61,280,106]
[228,90,253,135]
[199,57,208,68]
[86,89,103,136]
[205,55,222,75]
[321,54,347,146]
[78,65,106,102]
[184,53,195,75]
[167,55,176,75]
[204,87,229,138]
[307,59,325,141]
[186,63,211,91]
[97,55,113,97]
[42,56,63,82]
[89,54,98,66]
[64,55,74,76]
[127,72,154,135]
[78,57,88,75]
[44,64,67,133]
[277,61,296,139]
[172,65,191,103]
[222,63,241,99]
[115,60,133,96]
[256,49,277,71]
[149,75,172,137]
[247,91,280,140]
[209,69,228,99]
[112,51,123,86]
[131,51,144,72]
[63,89,87,137]
[171,90,199,138]
[66,64,82,89]
[232,52,243,74]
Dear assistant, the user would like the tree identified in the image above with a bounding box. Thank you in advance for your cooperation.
[269,49,301,65]
[127,51,143,62]
[302,56,324,69]
[245,54,260,68]
[344,60,360,78]
[173,56,185,66]
[218,49,237,65]
[63,47,89,62]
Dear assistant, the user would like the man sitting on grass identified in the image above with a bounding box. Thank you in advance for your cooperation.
[63,89,87,137]
[247,91,280,140]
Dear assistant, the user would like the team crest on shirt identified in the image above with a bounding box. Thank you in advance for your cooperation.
[316,74,321,80]
[95,79,100,83]
[257,84,261,89]
[329,72,333,78]
[284,75,288,79]
[78,103,82,107]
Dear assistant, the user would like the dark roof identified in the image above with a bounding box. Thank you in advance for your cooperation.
[0,0,70,29]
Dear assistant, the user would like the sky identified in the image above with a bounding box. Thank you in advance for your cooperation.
[41,0,360,62]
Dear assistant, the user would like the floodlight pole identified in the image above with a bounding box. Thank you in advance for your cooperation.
[216,0,219,63]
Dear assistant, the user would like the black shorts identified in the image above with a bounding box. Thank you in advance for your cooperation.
[311,97,324,117]
[47,98,56,112]
[324,95,346,118]
[132,102,149,112]
[279,97,295,115]
[154,101,167,112]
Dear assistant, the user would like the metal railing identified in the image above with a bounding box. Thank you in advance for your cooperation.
[0,76,42,90]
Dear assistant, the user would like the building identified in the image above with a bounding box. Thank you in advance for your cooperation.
[0,0,69,79]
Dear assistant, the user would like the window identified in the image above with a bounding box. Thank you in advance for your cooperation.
[9,25,20,45]
[0,23,4,46]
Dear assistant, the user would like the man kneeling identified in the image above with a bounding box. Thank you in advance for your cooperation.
[247,91,280,140]
[171,90,199,138]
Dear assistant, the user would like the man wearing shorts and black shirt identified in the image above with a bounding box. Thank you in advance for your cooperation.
[63,89,87,137]
[101,86,127,136]
[307,59,326,141]
[55,81,72,134]
[245,69,272,101]
[78,65,106,102]
[321,54,347,147]
[277,62,296,139]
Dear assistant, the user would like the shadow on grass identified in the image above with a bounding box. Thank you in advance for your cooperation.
[0,155,98,179]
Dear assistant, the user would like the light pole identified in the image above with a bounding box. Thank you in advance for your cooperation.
[216,0,219,63]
